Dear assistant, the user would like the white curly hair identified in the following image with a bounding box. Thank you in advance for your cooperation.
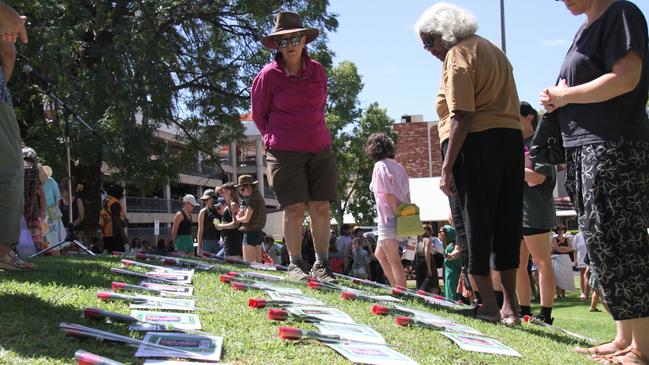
[414,2,478,49]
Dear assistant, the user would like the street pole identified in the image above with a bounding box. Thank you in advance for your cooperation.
[500,0,507,54]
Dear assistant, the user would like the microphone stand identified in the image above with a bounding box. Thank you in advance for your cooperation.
[29,75,97,258]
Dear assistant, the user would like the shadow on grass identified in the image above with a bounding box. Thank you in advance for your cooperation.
[428,303,594,348]
[0,292,138,364]
[0,256,123,290]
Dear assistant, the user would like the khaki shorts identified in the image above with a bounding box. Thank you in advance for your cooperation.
[267,148,338,207]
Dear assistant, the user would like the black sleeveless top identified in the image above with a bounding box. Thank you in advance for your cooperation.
[202,206,221,240]
[221,207,242,245]
[178,211,192,235]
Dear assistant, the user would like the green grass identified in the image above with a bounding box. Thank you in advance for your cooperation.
[0,256,614,364]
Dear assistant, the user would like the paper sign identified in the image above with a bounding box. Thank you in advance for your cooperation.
[249,262,278,271]
[242,272,283,281]
[267,290,324,306]
[129,295,196,311]
[136,332,223,362]
[140,282,194,297]
[286,306,356,324]
[144,361,231,365]
[251,282,302,295]
[145,271,193,285]
[315,322,386,345]
[442,332,521,357]
[393,304,453,324]
[368,295,403,303]
[129,310,201,331]
[327,342,419,365]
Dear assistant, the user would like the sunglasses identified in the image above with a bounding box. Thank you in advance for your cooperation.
[275,36,302,49]
[422,35,436,50]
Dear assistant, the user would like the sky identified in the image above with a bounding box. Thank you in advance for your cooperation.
[326,0,649,122]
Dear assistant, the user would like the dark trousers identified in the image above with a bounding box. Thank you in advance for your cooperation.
[443,128,524,276]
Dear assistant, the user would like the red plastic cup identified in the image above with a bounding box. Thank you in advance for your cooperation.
[268,308,289,321]
[248,298,267,309]
[372,304,390,316]
[278,326,303,340]
[395,316,413,327]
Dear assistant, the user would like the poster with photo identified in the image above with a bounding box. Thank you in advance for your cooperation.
[242,272,283,281]
[314,322,386,345]
[249,262,279,271]
[369,295,403,303]
[286,306,356,324]
[421,295,464,310]
[145,271,193,285]
[267,290,324,306]
[129,310,201,331]
[129,295,196,311]
[442,332,521,357]
[327,342,418,365]
[393,304,453,324]
[256,283,303,295]
[136,332,223,362]
[140,282,194,297]
[144,360,231,365]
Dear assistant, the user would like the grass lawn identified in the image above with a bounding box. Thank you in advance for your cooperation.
[0,256,614,364]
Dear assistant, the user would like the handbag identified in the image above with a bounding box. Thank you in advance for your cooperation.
[396,204,424,237]
[528,111,565,165]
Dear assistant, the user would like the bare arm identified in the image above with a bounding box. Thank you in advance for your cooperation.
[0,3,28,43]
[0,41,15,82]
[171,212,182,242]
[525,168,547,187]
[440,111,473,196]
[237,207,253,224]
[424,238,433,276]
[74,198,84,227]
[541,51,643,112]
[197,208,206,248]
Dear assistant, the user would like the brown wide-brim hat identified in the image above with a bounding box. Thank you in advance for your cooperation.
[261,11,319,49]
[235,174,258,188]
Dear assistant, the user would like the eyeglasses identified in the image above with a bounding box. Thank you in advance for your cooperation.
[275,36,302,48]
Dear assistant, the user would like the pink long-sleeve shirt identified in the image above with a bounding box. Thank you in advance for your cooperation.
[251,52,332,153]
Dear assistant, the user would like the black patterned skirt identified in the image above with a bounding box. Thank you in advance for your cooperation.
[565,139,649,320]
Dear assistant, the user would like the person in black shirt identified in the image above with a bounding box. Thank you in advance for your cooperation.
[197,189,223,255]
[541,1,649,361]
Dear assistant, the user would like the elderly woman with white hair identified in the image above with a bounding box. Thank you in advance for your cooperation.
[415,3,524,325]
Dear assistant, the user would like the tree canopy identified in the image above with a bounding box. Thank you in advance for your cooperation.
[10,0,337,232]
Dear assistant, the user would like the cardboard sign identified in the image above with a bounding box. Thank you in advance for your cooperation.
[129,310,201,331]
[315,322,386,345]
[327,342,418,365]
[286,306,356,324]
[136,332,223,362]
[442,332,521,357]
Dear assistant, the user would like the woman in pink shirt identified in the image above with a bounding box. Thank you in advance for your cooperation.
[366,133,409,288]
[252,12,337,282]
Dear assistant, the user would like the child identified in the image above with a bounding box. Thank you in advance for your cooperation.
[366,133,409,288]
[350,238,371,279]
[441,225,462,302]
[235,175,267,263]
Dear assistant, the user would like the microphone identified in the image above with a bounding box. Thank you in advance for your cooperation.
[22,64,50,87]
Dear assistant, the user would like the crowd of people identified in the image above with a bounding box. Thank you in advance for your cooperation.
[1,1,648,364]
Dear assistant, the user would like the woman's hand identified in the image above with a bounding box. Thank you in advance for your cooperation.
[440,168,456,197]
[540,79,569,112]
[447,247,461,260]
